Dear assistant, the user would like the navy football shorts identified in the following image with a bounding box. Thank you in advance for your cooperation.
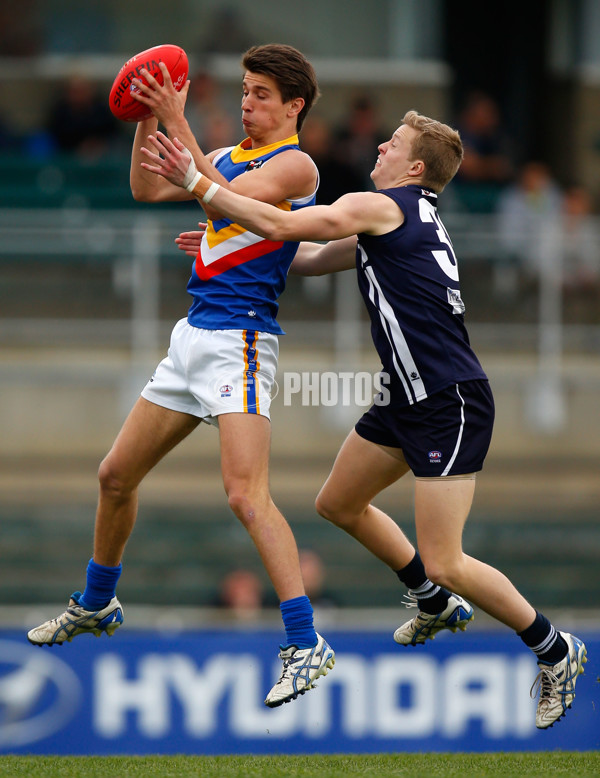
[355,379,495,477]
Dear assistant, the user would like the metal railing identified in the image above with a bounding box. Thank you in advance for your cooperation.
[1,207,600,432]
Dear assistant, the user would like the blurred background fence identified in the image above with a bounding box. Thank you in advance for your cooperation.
[1,0,600,625]
[1,200,600,621]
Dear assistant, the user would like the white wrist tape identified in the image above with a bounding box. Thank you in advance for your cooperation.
[182,151,199,191]
[202,182,221,204]
[185,171,203,193]
[181,147,220,202]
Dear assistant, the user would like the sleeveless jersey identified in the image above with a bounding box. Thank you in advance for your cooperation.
[356,184,488,406]
[186,134,317,334]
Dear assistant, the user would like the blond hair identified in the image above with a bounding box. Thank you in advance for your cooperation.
[401,110,464,192]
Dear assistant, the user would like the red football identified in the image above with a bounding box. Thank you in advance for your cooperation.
[108,44,189,122]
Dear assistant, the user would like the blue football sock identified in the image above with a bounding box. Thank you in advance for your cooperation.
[280,595,317,649]
[79,557,122,611]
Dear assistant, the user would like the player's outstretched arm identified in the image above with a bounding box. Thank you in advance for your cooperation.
[129,63,225,212]
[131,118,194,202]
[141,132,390,243]
[289,237,357,276]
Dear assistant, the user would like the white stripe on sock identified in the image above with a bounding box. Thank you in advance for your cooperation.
[532,626,557,656]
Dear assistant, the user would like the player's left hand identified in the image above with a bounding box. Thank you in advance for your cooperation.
[140,131,192,187]
[132,62,190,125]
[175,223,206,256]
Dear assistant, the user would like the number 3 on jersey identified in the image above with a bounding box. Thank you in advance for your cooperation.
[418,197,459,282]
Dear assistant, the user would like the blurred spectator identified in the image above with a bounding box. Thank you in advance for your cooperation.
[299,549,338,609]
[201,7,252,55]
[216,568,264,620]
[495,161,563,296]
[262,549,338,610]
[561,185,600,294]
[453,90,515,213]
[0,110,20,151]
[334,95,389,189]
[45,75,121,158]
[300,116,364,204]
[186,68,239,151]
[0,1,42,56]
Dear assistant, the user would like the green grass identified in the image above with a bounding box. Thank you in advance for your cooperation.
[0,753,599,778]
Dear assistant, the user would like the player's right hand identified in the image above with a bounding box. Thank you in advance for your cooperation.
[133,62,190,126]
[175,223,206,256]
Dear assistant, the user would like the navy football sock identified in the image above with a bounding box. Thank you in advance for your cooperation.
[280,595,317,649]
[395,552,451,614]
[518,610,568,665]
[79,558,122,611]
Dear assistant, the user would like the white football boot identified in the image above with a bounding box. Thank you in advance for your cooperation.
[27,591,124,645]
[265,632,335,707]
[530,632,587,729]
[394,593,474,646]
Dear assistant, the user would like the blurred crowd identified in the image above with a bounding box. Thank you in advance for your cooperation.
[449,90,599,305]
[0,61,598,304]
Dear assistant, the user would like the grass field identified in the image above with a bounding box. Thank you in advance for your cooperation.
[1,753,599,778]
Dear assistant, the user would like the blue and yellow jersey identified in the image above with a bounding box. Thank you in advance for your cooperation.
[186,134,318,334]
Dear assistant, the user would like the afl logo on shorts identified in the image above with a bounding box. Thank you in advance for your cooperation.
[219,384,233,397]
[428,450,442,463]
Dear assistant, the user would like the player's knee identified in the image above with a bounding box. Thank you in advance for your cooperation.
[227,487,264,528]
[315,491,333,520]
[315,491,349,527]
[98,457,134,500]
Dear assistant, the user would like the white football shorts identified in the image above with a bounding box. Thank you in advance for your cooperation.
[141,318,279,426]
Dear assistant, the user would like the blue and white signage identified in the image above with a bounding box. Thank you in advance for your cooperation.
[0,629,597,754]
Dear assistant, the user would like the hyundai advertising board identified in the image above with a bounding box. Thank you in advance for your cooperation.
[0,629,598,754]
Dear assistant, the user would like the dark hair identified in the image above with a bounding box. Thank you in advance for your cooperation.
[241,44,320,131]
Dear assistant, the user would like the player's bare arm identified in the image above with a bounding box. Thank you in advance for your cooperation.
[228,149,318,204]
[130,63,227,204]
[141,132,402,241]
[130,118,195,202]
[289,236,357,276]
[196,184,392,242]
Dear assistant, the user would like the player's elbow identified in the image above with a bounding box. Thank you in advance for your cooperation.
[250,220,289,243]
[130,182,158,202]
[130,188,147,203]
[266,218,305,243]
[267,226,291,242]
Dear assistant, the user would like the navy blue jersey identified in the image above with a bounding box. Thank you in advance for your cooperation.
[356,184,487,406]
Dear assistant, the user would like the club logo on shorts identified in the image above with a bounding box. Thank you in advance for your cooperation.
[428,450,443,463]
[219,384,233,397]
